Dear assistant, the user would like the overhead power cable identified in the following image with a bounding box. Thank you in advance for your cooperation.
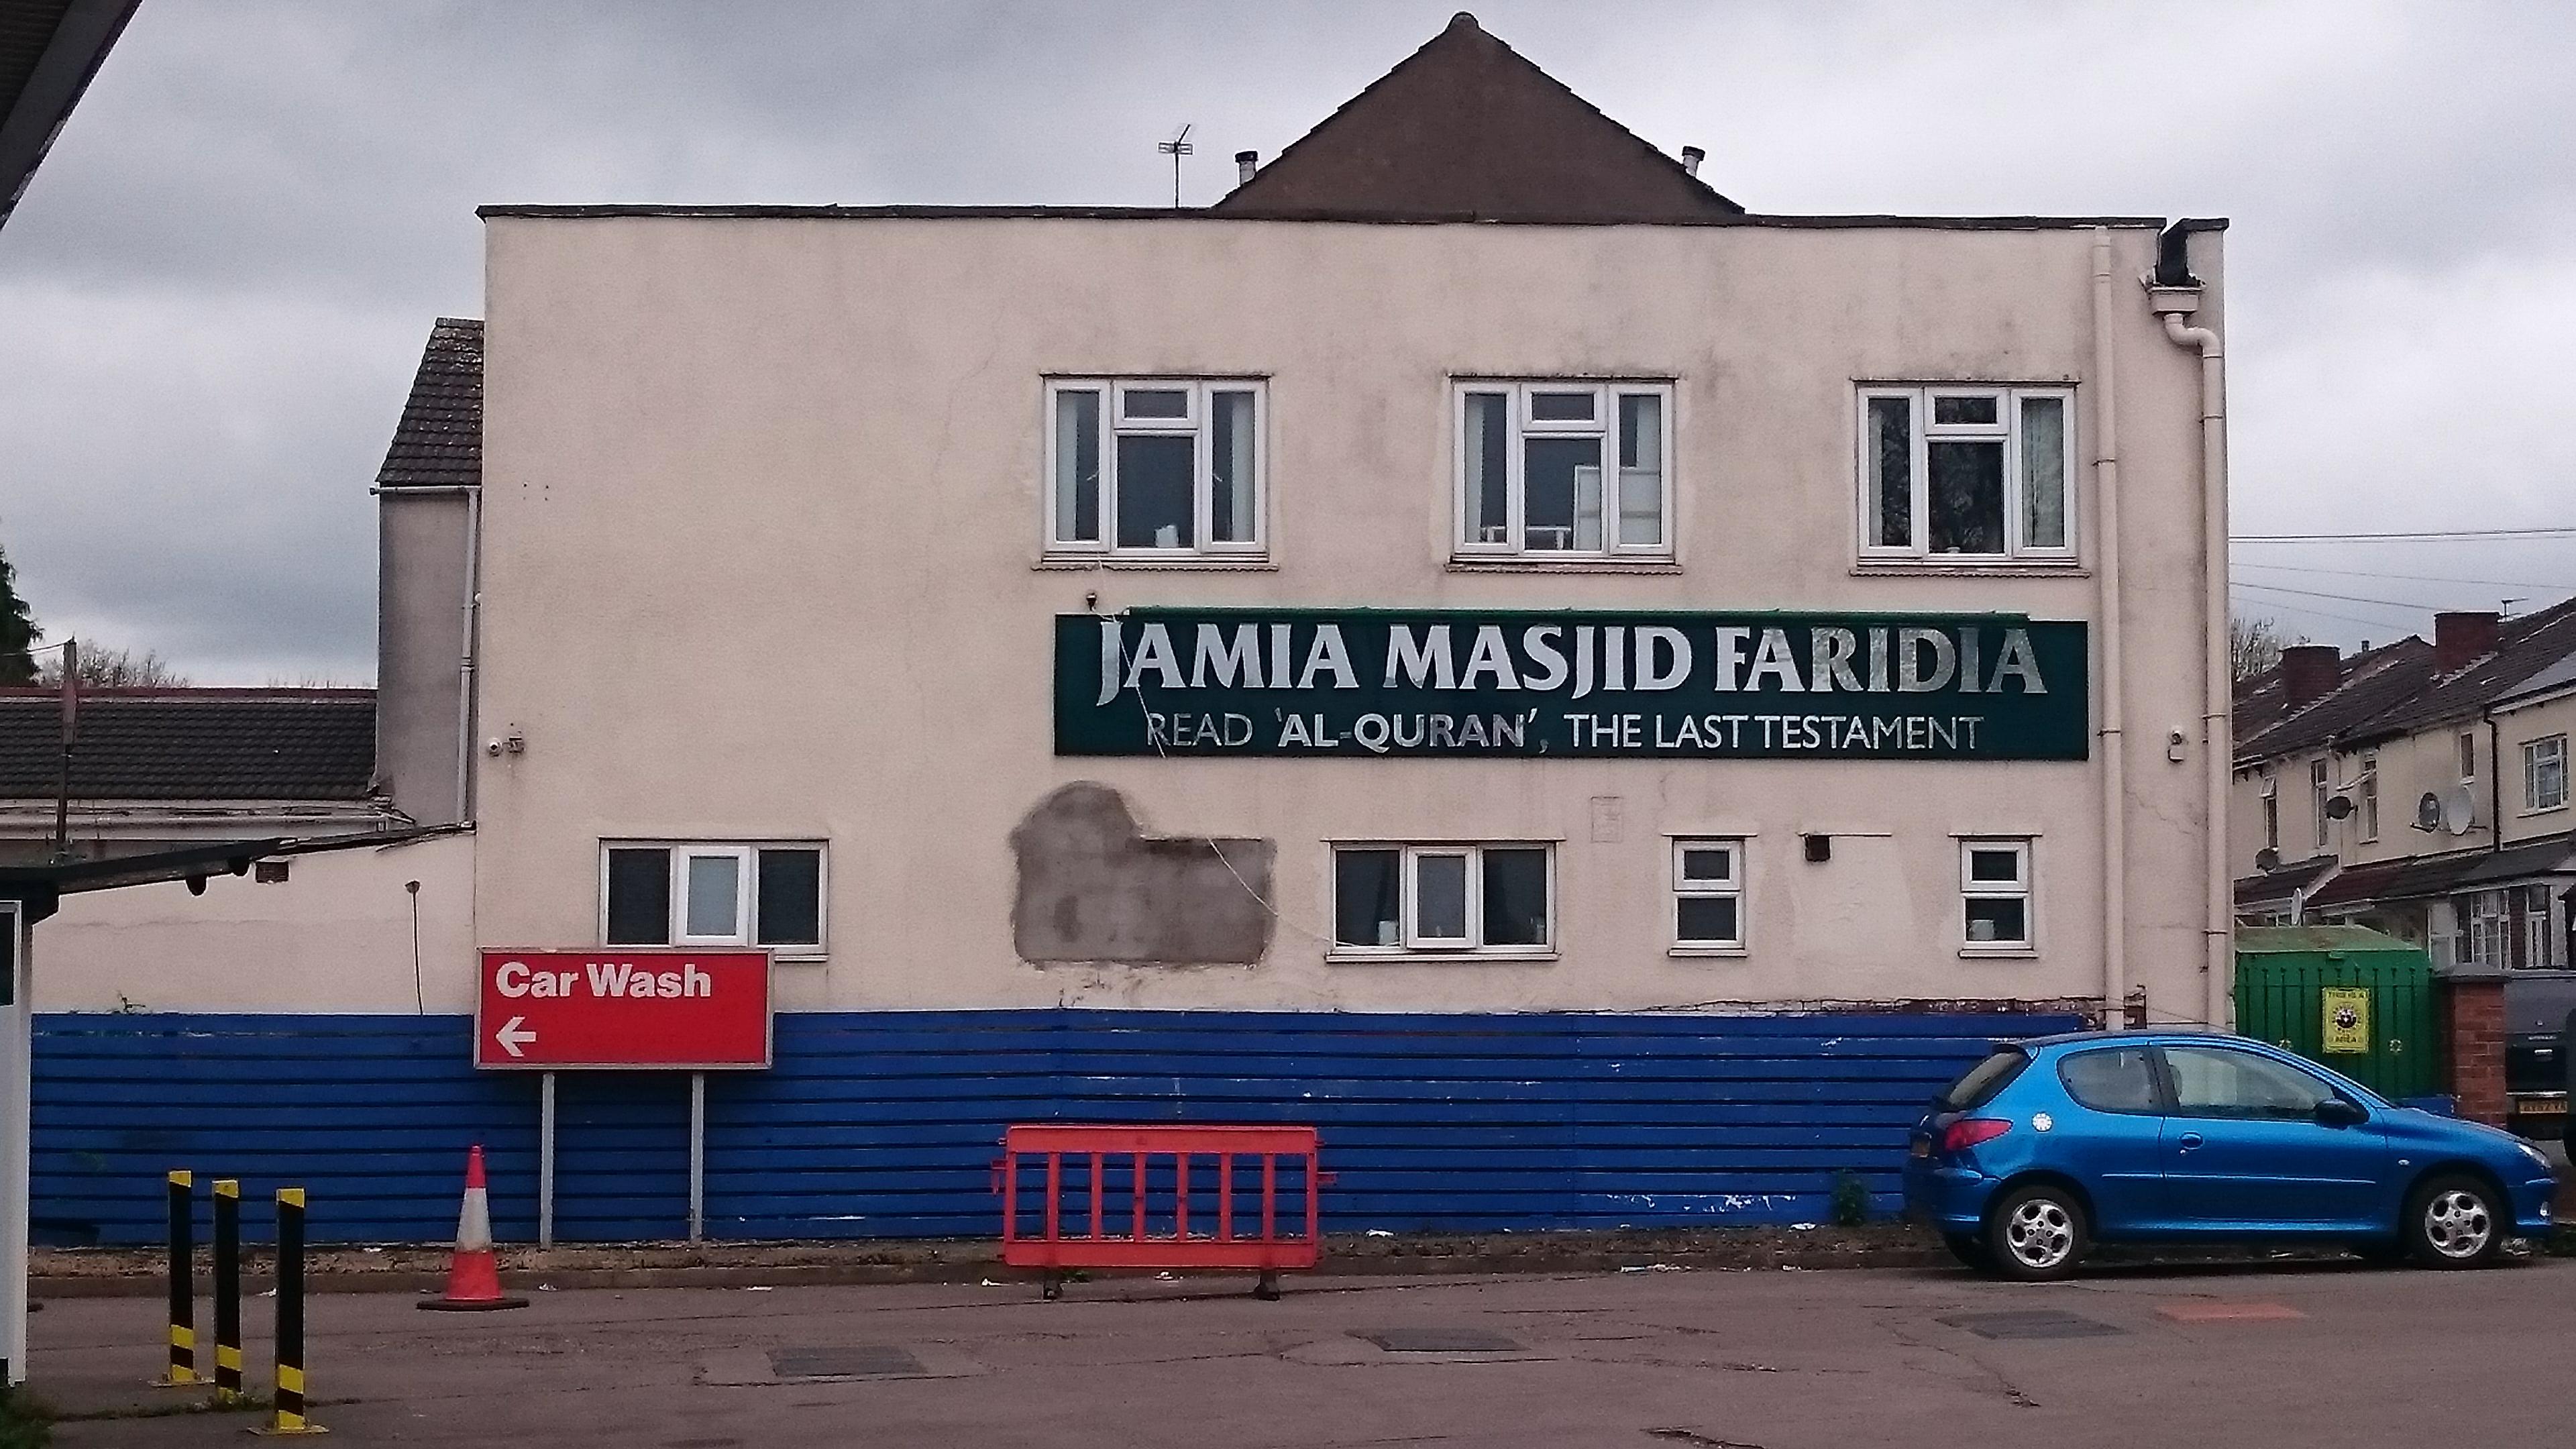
[2233,561,2575,591]
[2232,527,2576,543]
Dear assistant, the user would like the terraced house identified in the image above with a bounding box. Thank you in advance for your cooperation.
[29,15,2233,1244]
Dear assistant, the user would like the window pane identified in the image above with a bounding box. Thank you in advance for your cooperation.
[756,848,822,947]
[1865,396,1912,548]
[1676,894,1738,946]
[1679,847,1733,885]
[1482,848,1549,947]
[2057,1049,2159,1114]
[1414,853,1469,941]
[1114,434,1194,549]
[1932,394,1998,425]
[1964,896,2027,945]
[1616,394,1662,546]
[685,854,742,938]
[1210,390,1256,543]
[1122,387,1189,419]
[1334,849,1401,948]
[1523,436,1603,551]
[1967,848,2021,883]
[1465,392,1509,544]
[1052,390,1100,543]
[2019,394,2067,549]
[1927,440,2004,553]
[605,847,671,945]
[2165,1046,2333,1119]
[1529,390,1595,422]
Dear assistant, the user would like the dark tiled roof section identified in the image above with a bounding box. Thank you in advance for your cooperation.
[2303,833,2576,910]
[0,690,377,800]
[2233,637,2434,765]
[1212,13,1741,222]
[478,204,2171,229]
[2234,853,2337,908]
[375,317,482,489]
[2344,596,2576,746]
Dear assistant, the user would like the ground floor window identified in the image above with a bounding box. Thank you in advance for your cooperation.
[1960,839,2033,952]
[1670,839,1745,951]
[602,841,826,954]
[1333,843,1552,956]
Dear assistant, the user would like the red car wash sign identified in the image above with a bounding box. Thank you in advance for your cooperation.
[474,949,773,1070]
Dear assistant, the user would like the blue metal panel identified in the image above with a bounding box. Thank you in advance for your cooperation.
[33,1008,2077,1244]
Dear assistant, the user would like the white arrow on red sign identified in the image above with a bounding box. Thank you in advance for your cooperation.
[494,1016,538,1059]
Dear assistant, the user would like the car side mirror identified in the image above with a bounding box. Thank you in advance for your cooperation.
[2315,1099,2367,1128]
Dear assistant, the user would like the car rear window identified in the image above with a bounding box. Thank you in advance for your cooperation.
[1939,1049,2029,1110]
[2057,1047,2161,1114]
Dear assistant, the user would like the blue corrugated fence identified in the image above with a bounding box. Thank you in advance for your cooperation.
[33,1008,2077,1245]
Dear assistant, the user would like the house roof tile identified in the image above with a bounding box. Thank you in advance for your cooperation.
[374,317,481,490]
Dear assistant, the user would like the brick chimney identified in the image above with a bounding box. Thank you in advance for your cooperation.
[2434,611,2500,673]
[2280,645,2343,708]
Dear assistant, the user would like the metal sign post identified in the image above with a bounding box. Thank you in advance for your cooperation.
[0,902,25,1386]
[688,1073,706,1244]
[537,1071,555,1250]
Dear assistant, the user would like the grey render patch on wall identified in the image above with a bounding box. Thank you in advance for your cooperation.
[1010,782,1274,966]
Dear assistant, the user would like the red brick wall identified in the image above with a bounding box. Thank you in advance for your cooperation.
[2442,977,2508,1126]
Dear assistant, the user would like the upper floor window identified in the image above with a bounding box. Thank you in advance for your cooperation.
[2260,771,2279,851]
[2524,733,2568,812]
[2310,758,2331,846]
[602,841,826,957]
[2357,751,2379,842]
[1454,381,1671,561]
[2457,729,2478,785]
[1859,386,2074,563]
[1045,379,1265,559]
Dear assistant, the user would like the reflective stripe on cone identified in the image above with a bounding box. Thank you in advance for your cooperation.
[417,1145,529,1311]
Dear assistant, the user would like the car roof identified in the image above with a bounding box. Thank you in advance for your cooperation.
[2004,1029,2245,1051]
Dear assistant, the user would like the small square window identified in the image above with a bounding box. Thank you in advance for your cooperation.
[1672,839,1745,951]
[1960,839,2033,951]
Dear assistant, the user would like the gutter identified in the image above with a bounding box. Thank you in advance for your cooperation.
[2090,229,2128,1023]
[2147,222,2231,1029]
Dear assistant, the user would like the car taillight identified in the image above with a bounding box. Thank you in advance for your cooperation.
[1941,1118,2012,1153]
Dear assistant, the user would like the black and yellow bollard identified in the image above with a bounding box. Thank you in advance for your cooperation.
[252,1187,324,1436]
[151,1171,197,1387]
[212,1177,242,1404]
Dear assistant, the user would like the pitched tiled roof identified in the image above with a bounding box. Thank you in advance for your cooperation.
[2232,637,2433,765]
[2234,853,2337,908]
[0,690,377,801]
[2303,833,2576,910]
[374,317,481,489]
[2346,596,2576,745]
[1214,12,1741,222]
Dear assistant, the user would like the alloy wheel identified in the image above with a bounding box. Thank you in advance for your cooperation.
[2423,1189,2494,1260]
[2004,1197,2076,1270]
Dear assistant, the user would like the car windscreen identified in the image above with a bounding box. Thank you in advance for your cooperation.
[1939,1048,2030,1111]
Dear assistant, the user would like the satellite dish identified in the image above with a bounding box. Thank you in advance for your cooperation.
[2414,792,2445,833]
[2255,847,2282,873]
[2325,795,2355,820]
[2443,784,2478,837]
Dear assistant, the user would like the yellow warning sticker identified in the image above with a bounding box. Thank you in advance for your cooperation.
[2322,987,2371,1054]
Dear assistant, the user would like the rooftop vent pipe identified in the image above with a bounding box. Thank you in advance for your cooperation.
[1234,150,1258,184]
[1680,146,1705,177]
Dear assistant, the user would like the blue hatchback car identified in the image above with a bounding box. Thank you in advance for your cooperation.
[1903,1030,2557,1279]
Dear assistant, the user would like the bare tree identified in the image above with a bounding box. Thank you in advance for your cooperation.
[36,643,191,688]
[2231,614,2305,683]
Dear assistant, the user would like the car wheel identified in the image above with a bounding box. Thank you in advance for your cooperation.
[2404,1173,2505,1269]
[1941,1233,1993,1271]
[1983,1183,2089,1282]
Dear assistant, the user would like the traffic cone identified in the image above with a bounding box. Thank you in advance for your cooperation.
[417,1145,529,1311]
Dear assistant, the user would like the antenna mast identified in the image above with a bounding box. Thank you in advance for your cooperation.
[1157,123,1194,209]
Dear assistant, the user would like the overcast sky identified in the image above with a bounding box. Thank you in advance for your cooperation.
[3,0,2572,682]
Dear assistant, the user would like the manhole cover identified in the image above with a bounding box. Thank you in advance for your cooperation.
[1357,1328,1526,1354]
[1937,1311,2124,1341]
[767,1346,926,1379]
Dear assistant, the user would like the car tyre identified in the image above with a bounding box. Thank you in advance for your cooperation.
[1982,1183,2088,1282]
[1941,1233,1992,1271]
[2404,1173,2505,1269]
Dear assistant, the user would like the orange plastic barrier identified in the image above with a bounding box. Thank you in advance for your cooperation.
[996,1124,1324,1299]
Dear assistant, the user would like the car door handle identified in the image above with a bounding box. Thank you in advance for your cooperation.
[2176,1132,2204,1150]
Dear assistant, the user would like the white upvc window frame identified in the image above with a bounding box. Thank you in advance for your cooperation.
[2260,771,2280,851]
[598,839,830,959]
[1670,838,1747,955]
[1451,379,1674,561]
[2458,729,2479,786]
[1042,377,1268,561]
[1959,837,2035,956]
[1328,841,1557,961]
[1855,384,2078,565]
[2523,733,2569,813]
[2357,750,2380,842]
[2310,757,2332,846]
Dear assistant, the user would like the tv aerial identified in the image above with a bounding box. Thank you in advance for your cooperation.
[1158,123,1194,208]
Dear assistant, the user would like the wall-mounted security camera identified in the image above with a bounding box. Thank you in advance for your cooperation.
[2165,729,2188,763]
[484,738,504,757]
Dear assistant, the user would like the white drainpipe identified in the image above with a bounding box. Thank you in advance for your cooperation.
[2151,275,2231,1029]
[2090,229,2127,1026]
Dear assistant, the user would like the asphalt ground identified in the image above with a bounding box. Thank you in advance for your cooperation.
[30,1252,2572,1448]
